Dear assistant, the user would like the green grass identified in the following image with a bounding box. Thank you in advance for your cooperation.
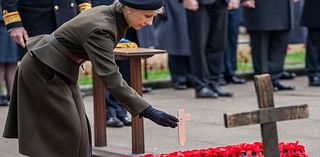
[142,69,170,81]
[237,57,253,73]
[77,69,170,86]
[78,75,92,86]
[284,50,305,69]
[78,50,306,85]
[236,50,305,73]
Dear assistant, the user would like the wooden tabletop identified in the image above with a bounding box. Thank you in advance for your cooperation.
[114,48,166,57]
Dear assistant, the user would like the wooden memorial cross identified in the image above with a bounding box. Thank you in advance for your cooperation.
[93,48,166,154]
[177,109,192,146]
[224,74,309,157]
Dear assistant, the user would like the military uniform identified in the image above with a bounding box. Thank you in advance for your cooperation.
[0,3,19,106]
[2,0,92,36]
[3,5,150,157]
[0,3,19,62]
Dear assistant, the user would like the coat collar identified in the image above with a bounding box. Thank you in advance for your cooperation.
[114,7,129,40]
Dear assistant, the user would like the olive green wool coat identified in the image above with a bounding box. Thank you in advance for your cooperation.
[3,5,150,157]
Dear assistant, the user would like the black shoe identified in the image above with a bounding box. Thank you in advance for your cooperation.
[195,87,218,98]
[186,81,194,88]
[309,76,320,86]
[0,102,9,106]
[119,116,131,126]
[142,87,152,93]
[225,76,246,84]
[0,95,9,107]
[280,71,296,80]
[209,83,233,97]
[106,117,124,127]
[272,80,295,91]
[174,82,188,90]
[218,77,227,86]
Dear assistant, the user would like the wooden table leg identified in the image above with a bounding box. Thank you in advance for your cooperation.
[130,57,145,154]
[93,71,107,146]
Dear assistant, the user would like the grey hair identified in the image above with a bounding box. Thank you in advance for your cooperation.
[114,0,125,12]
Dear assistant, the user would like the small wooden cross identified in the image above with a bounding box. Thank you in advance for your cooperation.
[177,109,192,146]
[224,74,309,157]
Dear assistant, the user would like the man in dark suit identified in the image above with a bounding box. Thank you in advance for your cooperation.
[182,0,241,98]
[2,0,91,48]
[243,0,296,91]
[301,0,320,86]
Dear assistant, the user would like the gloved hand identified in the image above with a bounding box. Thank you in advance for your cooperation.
[141,106,179,128]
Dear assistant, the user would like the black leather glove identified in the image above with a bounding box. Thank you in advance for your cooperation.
[141,106,179,128]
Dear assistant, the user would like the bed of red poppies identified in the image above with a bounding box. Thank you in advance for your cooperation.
[138,141,308,157]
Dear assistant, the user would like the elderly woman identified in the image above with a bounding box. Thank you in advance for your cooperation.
[2,0,179,156]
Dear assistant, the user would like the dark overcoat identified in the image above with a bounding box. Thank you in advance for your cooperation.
[243,0,295,31]
[301,0,320,28]
[1,0,91,36]
[154,0,190,56]
[3,5,150,157]
[288,0,307,43]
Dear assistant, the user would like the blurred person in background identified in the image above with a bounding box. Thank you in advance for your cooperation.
[288,0,307,48]
[155,0,192,90]
[301,0,320,86]
[0,3,19,106]
[91,0,114,7]
[281,0,307,80]
[243,0,297,91]
[220,6,246,85]
[182,0,242,98]
[2,0,91,55]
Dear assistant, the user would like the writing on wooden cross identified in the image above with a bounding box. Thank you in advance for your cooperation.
[177,109,192,146]
[223,74,309,157]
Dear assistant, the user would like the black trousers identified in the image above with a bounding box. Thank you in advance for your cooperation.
[306,28,320,77]
[168,54,191,84]
[248,30,290,81]
[186,0,228,90]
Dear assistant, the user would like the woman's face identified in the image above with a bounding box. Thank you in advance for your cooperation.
[124,7,158,30]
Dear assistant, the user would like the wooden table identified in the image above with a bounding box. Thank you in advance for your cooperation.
[93,48,166,154]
